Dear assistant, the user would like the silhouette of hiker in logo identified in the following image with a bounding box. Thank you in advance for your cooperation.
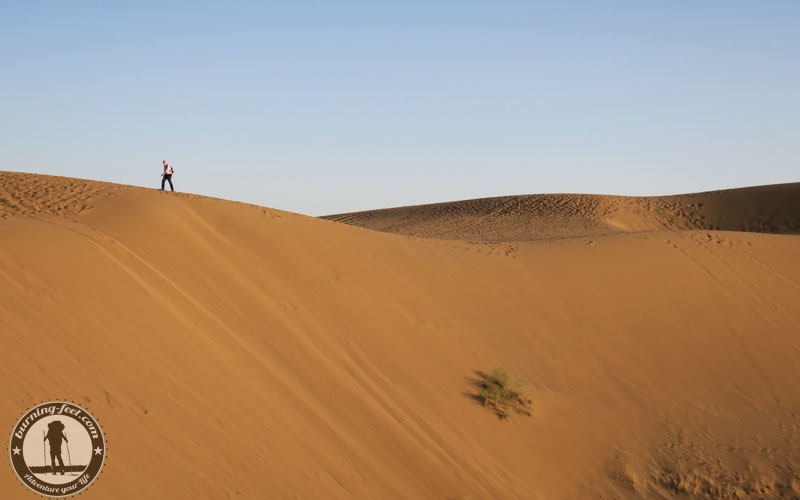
[44,420,68,475]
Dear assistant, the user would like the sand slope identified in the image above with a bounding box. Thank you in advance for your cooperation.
[322,184,800,242]
[2,172,800,499]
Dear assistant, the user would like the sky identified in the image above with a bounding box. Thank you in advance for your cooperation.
[1,1,798,216]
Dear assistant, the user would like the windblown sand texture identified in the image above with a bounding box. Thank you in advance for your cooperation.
[323,184,800,242]
[2,171,800,499]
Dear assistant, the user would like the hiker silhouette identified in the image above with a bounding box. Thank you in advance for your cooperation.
[161,160,174,191]
[44,420,68,475]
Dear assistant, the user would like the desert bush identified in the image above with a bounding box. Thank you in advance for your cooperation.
[470,368,532,419]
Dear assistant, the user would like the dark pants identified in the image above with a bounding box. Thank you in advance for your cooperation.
[161,174,174,191]
[50,450,65,474]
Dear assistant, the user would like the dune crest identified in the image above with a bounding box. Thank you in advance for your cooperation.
[2,172,800,499]
[322,184,800,242]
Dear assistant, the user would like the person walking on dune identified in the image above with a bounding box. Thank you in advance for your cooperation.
[161,160,174,191]
[44,420,68,475]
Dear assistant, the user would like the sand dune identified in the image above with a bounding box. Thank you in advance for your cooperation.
[2,171,800,499]
[322,184,800,242]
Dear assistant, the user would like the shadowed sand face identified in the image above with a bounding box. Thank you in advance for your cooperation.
[2,171,800,499]
[322,183,800,242]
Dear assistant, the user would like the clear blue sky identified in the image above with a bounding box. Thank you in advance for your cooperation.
[1,1,798,215]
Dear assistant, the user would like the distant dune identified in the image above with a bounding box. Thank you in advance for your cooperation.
[2,171,800,499]
[322,184,800,242]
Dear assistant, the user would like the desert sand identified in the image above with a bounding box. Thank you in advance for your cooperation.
[323,184,800,242]
[2,171,800,499]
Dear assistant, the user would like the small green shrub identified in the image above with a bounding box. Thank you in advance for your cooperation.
[470,368,532,419]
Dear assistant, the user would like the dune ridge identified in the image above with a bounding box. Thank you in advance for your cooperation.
[2,172,800,499]
[322,183,800,242]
